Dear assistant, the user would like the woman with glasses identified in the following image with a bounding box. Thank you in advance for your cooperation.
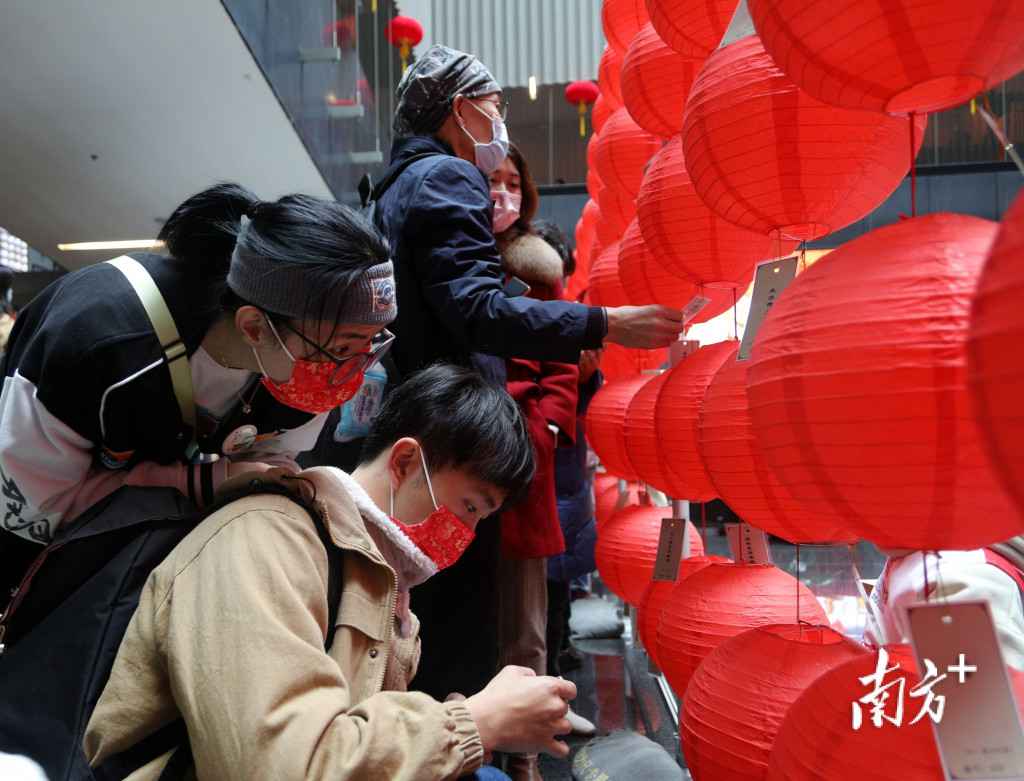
[0,181,395,594]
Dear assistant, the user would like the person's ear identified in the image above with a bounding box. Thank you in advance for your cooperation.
[386,437,421,490]
[235,306,272,348]
[451,93,468,128]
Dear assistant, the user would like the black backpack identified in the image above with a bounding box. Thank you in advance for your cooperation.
[0,480,343,781]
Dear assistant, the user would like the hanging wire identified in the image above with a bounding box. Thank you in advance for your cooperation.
[909,112,918,218]
[977,91,1024,176]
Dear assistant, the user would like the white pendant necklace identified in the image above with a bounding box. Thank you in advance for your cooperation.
[213,329,259,415]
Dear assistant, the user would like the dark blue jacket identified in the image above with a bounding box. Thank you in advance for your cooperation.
[374,136,606,379]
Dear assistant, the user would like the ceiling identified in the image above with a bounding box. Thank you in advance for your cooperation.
[0,0,332,272]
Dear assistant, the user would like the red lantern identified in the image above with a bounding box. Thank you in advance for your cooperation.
[682,35,928,241]
[767,646,946,780]
[747,213,1024,551]
[598,184,637,236]
[586,240,630,308]
[594,205,623,252]
[638,137,796,288]
[653,341,738,501]
[621,23,703,140]
[645,0,736,60]
[597,46,624,107]
[595,477,644,530]
[637,555,730,668]
[681,624,867,780]
[699,355,857,544]
[969,188,1024,520]
[586,168,602,203]
[384,15,424,73]
[622,370,675,493]
[565,80,601,137]
[599,343,669,383]
[585,373,652,481]
[595,505,704,605]
[656,562,828,697]
[602,0,649,56]
[750,0,1024,115]
[593,107,663,201]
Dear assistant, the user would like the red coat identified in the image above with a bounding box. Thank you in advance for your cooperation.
[499,233,579,559]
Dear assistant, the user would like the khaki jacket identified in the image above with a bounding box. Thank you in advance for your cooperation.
[83,467,484,780]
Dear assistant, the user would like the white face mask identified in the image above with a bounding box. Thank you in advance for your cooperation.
[460,99,511,174]
[490,190,522,234]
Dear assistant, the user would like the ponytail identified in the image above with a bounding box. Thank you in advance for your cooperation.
[157,182,259,272]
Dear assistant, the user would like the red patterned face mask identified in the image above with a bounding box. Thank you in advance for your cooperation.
[255,320,365,414]
[388,446,475,570]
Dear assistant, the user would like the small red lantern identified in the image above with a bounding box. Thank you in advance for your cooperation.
[750,0,1024,115]
[602,0,650,56]
[682,35,928,241]
[595,477,644,530]
[598,343,669,383]
[656,562,828,698]
[595,504,704,605]
[621,23,703,140]
[969,188,1024,520]
[681,624,867,780]
[597,46,624,107]
[586,240,630,308]
[622,370,674,493]
[585,373,652,481]
[594,107,663,202]
[747,213,1024,551]
[699,355,857,544]
[384,15,424,73]
[591,93,614,134]
[598,184,637,236]
[767,647,945,780]
[637,555,730,668]
[653,341,738,501]
[594,206,623,252]
[645,0,736,60]
[638,137,796,288]
[565,80,601,137]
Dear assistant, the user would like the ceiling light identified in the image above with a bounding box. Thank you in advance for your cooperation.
[57,239,161,251]
[528,76,537,101]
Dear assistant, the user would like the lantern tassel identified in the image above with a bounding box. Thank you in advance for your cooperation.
[578,101,587,137]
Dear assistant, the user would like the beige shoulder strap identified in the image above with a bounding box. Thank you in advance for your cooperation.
[106,256,198,461]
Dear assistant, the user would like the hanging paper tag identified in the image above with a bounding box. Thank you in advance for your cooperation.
[681,295,711,323]
[653,518,691,581]
[737,255,799,361]
[719,0,756,48]
[724,521,773,564]
[905,601,1024,780]
[333,370,387,442]
[669,338,701,367]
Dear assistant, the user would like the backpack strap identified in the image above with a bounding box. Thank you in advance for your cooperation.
[106,256,199,462]
[94,484,345,781]
[358,151,441,209]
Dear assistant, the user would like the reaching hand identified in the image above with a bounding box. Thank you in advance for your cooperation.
[604,305,686,349]
[465,666,578,757]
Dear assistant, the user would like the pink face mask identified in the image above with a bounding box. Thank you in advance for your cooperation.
[490,190,522,234]
[389,446,475,570]
[254,319,365,414]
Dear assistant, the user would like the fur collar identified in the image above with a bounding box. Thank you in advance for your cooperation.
[500,232,565,287]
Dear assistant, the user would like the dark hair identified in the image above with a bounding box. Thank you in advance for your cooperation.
[157,181,391,325]
[533,219,575,278]
[358,364,536,510]
[504,143,538,229]
[0,266,14,316]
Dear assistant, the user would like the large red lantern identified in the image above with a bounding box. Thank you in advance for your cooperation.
[700,355,857,544]
[598,184,637,236]
[599,343,669,383]
[681,624,867,780]
[593,107,663,201]
[384,15,424,72]
[621,23,703,141]
[656,562,828,697]
[565,80,601,137]
[747,213,1024,551]
[767,646,945,780]
[595,505,704,605]
[638,137,796,288]
[585,373,652,481]
[653,341,738,501]
[585,240,630,308]
[645,0,736,60]
[681,35,928,241]
[969,188,1024,520]
[602,0,649,56]
[597,46,624,108]
[637,555,730,668]
[749,0,1024,115]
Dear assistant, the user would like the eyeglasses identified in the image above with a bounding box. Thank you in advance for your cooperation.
[473,97,509,122]
[282,323,395,387]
